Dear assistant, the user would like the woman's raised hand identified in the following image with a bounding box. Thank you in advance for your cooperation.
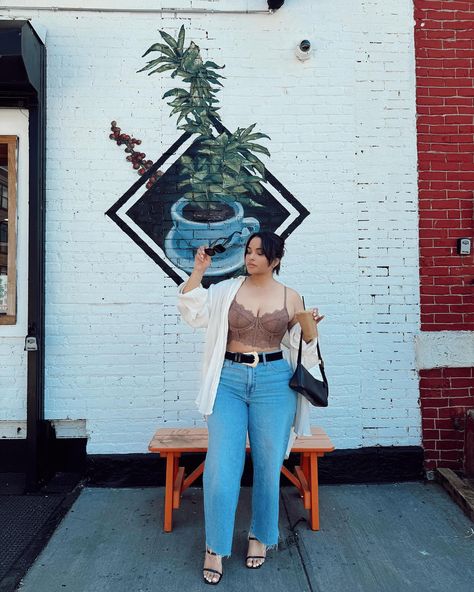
[194,245,212,274]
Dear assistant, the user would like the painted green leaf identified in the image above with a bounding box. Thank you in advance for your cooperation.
[231,185,248,193]
[246,132,271,142]
[149,64,176,75]
[142,43,176,58]
[203,60,225,70]
[176,107,194,124]
[247,197,265,207]
[252,161,266,175]
[204,71,226,81]
[159,29,178,49]
[208,184,224,193]
[162,88,190,99]
[197,148,217,156]
[193,170,208,181]
[177,25,186,51]
[182,191,199,200]
[240,123,257,138]
[251,184,264,195]
[137,57,169,73]
[208,173,222,183]
[169,103,188,117]
[226,160,242,174]
[222,173,237,188]
[182,43,201,71]
[245,174,264,184]
[167,96,186,107]
[243,144,270,157]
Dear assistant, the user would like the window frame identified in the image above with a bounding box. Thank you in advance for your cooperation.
[0,135,18,325]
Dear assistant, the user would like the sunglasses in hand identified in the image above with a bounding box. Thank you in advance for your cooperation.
[204,230,242,257]
[204,244,226,256]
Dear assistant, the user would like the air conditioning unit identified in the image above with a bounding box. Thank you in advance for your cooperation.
[464,409,474,477]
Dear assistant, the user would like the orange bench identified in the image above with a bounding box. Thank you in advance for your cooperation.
[149,426,335,532]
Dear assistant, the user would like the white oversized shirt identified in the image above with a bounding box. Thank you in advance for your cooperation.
[177,275,321,458]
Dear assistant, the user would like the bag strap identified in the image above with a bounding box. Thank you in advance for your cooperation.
[298,297,328,385]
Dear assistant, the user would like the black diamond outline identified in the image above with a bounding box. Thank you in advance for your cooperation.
[105,120,309,286]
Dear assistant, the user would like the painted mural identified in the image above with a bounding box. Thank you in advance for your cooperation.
[106,26,308,286]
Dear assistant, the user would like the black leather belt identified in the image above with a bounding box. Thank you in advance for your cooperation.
[225,350,283,367]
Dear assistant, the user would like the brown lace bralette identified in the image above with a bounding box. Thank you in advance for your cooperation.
[227,286,289,349]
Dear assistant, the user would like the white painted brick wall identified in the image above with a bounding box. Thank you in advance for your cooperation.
[352,1,420,447]
[0,1,420,453]
[0,342,27,419]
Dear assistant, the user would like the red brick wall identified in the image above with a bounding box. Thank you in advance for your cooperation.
[420,367,474,470]
[414,1,474,331]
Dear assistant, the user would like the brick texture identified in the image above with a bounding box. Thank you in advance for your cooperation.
[419,366,474,470]
[414,0,474,331]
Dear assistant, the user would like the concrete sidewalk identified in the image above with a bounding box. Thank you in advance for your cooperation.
[15,482,474,592]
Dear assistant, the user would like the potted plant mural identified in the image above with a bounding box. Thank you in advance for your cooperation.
[138,25,271,275]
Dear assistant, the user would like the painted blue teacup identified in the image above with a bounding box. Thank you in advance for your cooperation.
[166,197,260,275]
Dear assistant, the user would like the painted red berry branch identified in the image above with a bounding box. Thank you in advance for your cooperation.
[109,121,163,189]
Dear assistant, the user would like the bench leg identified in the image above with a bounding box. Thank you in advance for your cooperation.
[164,452,176,532]
[301,452,310,483]
[309,452,320,531]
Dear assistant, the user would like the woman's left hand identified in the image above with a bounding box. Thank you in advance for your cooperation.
[311,308,325,326]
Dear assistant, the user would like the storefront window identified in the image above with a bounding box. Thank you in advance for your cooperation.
[0,136,17,324]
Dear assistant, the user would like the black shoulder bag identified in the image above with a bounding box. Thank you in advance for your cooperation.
[288,300,329,407]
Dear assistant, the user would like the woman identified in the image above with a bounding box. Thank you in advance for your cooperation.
[177,231,324,585]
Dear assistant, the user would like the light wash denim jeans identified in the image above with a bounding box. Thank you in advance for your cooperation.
[203,352,297,557]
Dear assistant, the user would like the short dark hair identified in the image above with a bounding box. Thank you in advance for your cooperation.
[244,231,285,275]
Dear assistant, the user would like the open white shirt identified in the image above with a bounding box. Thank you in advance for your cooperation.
[177,275,321,458]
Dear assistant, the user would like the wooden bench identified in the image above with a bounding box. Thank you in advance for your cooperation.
[148,426,334,533]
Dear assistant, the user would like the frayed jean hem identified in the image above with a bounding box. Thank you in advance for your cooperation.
[206,543,232,559]
[248,530,279,552]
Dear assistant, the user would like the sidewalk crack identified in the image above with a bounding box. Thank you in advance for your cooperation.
[281,491,315,592]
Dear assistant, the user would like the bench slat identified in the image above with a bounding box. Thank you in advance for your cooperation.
[149,426,334,453]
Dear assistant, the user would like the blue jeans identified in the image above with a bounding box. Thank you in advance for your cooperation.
[203,353,297,557]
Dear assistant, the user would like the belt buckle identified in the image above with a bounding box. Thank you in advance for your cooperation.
[242,351,259,368]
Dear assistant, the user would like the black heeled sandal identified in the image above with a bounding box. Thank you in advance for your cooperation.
[246,536,266,569]
[203,549,223,585]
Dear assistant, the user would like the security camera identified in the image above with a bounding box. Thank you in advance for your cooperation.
[295,40,312,61]
[300,40,311,52]
[268,0,285,9]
